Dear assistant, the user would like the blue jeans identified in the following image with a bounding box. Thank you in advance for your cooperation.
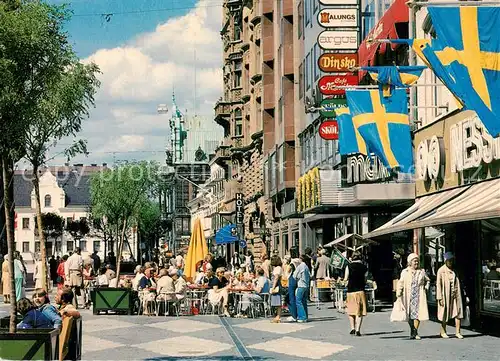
[296,287,308,321]
[287,276,297,319]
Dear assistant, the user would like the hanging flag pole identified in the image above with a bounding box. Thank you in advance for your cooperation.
[407,1,500,6]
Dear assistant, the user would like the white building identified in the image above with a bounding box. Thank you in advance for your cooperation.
[14,166,108,264]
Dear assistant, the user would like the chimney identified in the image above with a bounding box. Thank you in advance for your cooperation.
[102,163,108,167]
[91,163,97,167]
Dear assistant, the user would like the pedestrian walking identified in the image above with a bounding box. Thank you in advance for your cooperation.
[2,255,11,303]
[14,251,26,301]
[64,248,83,308]
[344,252,367,336]
[293,255,311,323]
[270,256,283,323]
[437,252,464,339]
[396,253,430,339]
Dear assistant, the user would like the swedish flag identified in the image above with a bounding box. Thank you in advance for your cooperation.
[345,89,413,172]
[336,107,367,156]
[395,7,500,137]
[362,65,426,96]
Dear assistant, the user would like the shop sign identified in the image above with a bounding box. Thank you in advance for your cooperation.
[414,110,500,197]
[318,53,358,73]
[318,75,358,95]
[319,120,339,140]
[343,154,394,185]
[319,0,359,5]
[318,8,359,28]
[318,30,359,51]
[320,98,347,118]
[235,192,244,224]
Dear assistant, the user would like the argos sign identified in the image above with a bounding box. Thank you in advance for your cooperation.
[318,30,359,50]
[319,120,339,140]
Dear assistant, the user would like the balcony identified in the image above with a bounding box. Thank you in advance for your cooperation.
[262,0,273,14]
[283,0,293,17]
[263,83,274,110]
[212,145,231,167]
[281,199,302,219]
[283,43,293,76]
[214,100,231,131]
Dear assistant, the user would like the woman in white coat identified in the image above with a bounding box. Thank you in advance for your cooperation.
[436,252,463,339]
[397,253,430,340]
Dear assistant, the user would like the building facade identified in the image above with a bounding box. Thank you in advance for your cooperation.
[13,165,110,264]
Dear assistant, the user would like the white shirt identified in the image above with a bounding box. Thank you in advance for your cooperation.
[176,255,184,268]
[97,274,109,286]
[64,253,83,279]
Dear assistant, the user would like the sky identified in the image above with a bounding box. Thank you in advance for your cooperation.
[33,0,224,168]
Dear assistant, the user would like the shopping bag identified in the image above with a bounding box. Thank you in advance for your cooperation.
[390,298,407,322]
[461,302,471,327]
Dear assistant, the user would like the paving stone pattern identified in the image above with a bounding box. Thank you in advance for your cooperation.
[0,302,498,360]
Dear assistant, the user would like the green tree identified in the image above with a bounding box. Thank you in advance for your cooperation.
[0,0,92,333]
[90,162,159,280]
[22,17,99,292]
[40,212,65,240]
[136,199,162,260]
[67,218,90,242]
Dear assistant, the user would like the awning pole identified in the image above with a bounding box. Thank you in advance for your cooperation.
[332,83,448,89]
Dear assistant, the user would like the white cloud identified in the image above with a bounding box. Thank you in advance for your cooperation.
[48,0,223,166]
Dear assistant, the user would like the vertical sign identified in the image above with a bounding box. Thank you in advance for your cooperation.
[235,193,244,225]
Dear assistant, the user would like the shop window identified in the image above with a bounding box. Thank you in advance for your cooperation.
[480,219,500,313]
[22,242,29,253]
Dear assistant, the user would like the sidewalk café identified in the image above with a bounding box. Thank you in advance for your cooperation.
[364,109,500,333]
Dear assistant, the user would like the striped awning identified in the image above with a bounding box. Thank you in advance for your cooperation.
[365,178,500,238]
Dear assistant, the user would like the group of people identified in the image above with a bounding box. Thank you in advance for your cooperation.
[1,251,28,303]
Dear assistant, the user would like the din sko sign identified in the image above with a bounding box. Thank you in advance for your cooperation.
[318,53,358,72]
[319,0,359,4]
[318,75,359,95]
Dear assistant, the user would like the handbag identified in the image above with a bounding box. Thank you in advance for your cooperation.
[390,298,407,322]
[462,295,471,327]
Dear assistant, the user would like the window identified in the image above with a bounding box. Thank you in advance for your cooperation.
[67,241,74,253]
[299,62,304,100]
[66,217,73,226]
[235,122,243,136]
[79,217,87,223]
[93,241,101,252]
[79,240,87,252]
[234,72,242,88]
[56,241,62,252]
[314,43,320,81]
[263,160,269,196]
[182,218,190,233]
[35,241,40,252]
[22,218,29,230]
[305,0,310,26]
[233,26,241,41]
[278,145,284,185]
[22,242,29,253]
[305,53,311,91]
[44,194,51,207]
[480,219,500,313]
[298,1,304,39]
[270,152,276,191]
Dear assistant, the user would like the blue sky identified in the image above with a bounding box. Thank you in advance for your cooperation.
[39,0,224,167]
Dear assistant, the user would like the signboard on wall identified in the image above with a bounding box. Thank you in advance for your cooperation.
[414,110,500,197]
[320,98,348,118]
[319,120,339,140]
[318,8,359,28]
[318,30,359,50]
[318,53,358,73]
[235,193,244,225]
[319,0,359,5]
[318,75,358,95]
[341,154,395,186]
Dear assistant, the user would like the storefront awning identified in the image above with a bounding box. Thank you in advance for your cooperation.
[365,178,500,238]
[323,233,377,252]
[358,0,409,78]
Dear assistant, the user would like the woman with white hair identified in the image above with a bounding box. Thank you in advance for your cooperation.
[132,265,145,291]
[396,253,430,340]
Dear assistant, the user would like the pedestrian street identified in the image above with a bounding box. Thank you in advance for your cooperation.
[5,303,490,361]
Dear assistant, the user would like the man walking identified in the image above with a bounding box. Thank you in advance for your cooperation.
[64,247,83,308]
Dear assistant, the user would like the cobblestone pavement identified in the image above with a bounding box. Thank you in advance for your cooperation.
[1,301,499,360]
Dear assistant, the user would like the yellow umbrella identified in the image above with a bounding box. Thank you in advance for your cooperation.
[184,218,209,281]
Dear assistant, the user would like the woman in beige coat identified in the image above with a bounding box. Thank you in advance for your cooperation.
[397,253,429,340]
[1,255,11,303]
[436,252,463,339]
